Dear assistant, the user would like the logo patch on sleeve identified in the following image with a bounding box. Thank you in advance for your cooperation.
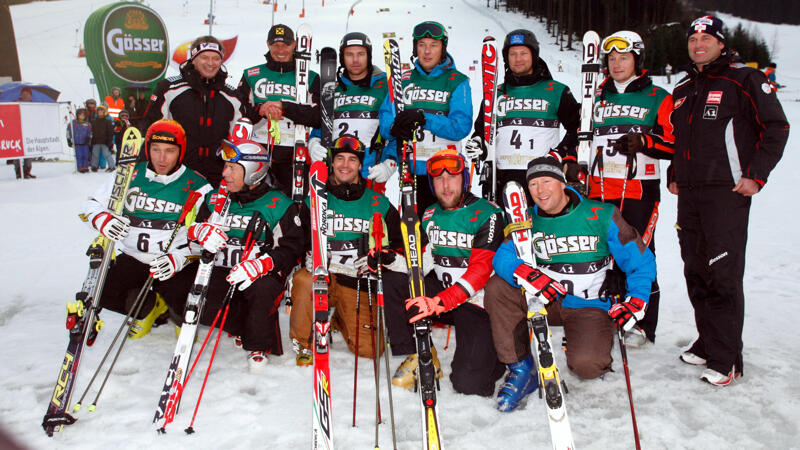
[248,67,260,77]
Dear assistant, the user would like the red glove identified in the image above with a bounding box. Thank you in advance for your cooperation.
[226,255,274,291]
[405,296,445,323]
[608,296,646,331]
[188,222,228,253]
[513,264,567,305]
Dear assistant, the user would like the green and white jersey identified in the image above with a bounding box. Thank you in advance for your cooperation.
[495,80,567,169]
[240,63,320,147]
[81,163,212,264]
[334,71,388,145]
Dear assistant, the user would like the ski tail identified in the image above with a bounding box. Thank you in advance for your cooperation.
[577,31,601,195]
[319,47,337,152]
[293,24,313,202]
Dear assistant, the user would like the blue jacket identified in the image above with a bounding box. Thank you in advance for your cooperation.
[67,120,92,147]
[493,193,656,311]
[378,52,473,175]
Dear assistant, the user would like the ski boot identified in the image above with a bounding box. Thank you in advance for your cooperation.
[496,355,538,412]
[128,295,168,339]
[391,345,443,390]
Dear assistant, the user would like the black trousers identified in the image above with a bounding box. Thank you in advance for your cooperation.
[605,197,661,342]
[677,187,749,374]
[98,253,195,320]
[384,273,504,397]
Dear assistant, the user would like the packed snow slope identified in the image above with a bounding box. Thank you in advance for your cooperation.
[3,1,799,449]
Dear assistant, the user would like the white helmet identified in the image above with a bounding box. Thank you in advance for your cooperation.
[601,30,645,71]
[218,138,271,186]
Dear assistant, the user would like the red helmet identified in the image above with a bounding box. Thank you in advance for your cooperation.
[145,119,186,163]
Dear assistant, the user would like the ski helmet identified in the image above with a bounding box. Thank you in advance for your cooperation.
[502,29,540,67]
[601,31,645,73]
[145,119,187,164]
[412,21,448,57]
[339,32,373,68]
[426,148,470,194]
[218,138,271,186]
[331,134,366,163]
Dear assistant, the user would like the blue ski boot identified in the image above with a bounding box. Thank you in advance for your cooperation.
[496,355,538,412]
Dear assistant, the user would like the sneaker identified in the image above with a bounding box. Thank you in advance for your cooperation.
[296,347,313,366]
[700,366,741,386]
[496,355,539,412]
[624,327,650,348]
[391,346,443,390]
[129,296,169,339]
[679,351,707,366]
[248,351,269,374]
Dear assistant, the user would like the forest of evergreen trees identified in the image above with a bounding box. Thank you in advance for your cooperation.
[496,0,775,72]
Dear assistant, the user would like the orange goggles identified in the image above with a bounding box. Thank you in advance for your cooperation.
[217,140,242,162]
[427,153,464,177]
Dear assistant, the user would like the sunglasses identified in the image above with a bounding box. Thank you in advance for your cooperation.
[427,154,464,177]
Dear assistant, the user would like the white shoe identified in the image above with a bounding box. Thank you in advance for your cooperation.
[679,351,707,366]
[624,328,649,348]
[700,366,741,386]
[248,351,268,374]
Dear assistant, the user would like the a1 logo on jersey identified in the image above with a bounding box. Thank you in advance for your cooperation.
[703,105,718,120]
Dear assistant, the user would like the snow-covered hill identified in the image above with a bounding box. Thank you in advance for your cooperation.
[2,1,799,449]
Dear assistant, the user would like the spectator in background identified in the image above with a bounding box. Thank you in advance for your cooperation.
[90,105,115,172]
[67,108,92,173]
[11,87,35,179]
[113,109,131,156]
[104,86,124,120]
[85,99,98,121]
[134,92,149,123]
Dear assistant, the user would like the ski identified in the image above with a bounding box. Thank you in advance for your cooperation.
[319,46,337,152]
[502,181,574,450]
[154,182,232,431]
[577,31,601,195]
[292,23,313,202]
[42,126,143,437]
[383,38,406,197]
[310,160,333,450]
[479,35,499,202]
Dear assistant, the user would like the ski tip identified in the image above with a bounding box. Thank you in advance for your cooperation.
[483,35,495,42]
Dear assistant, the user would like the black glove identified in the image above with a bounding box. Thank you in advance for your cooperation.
[390,109,426,141]
[563,160,585,184]
[599,265,626,300]
[67,138,73,148]
[613,133,646,156]
[370,130,386,153]
[355,248,398,276]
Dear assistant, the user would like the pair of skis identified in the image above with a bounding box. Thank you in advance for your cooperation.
[42,127,143,436]
[384,37,443,450]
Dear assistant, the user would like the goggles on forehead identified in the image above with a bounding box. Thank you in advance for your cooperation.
[427,153,464,177]
[333,135,365,153]
[601,36,641,54]
[413,22,446,40]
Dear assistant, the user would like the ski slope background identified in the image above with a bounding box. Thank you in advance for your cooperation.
[3,0,800,448]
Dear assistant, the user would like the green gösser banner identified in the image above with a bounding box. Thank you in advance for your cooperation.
[84,2,169,97]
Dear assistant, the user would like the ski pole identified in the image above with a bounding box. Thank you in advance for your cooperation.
[366,264,381,424]
[372,213,396,449]
[614,296,642,450]
[619,152,636,213]
[353,249,362,427]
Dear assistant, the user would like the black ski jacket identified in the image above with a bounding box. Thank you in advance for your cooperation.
[670,50,789,189]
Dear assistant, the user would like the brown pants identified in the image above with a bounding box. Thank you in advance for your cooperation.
[484,274,614,379]
[290,269,384,358]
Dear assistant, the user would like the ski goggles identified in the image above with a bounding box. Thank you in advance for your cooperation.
[333,135,365,154]
[413,22,447,41]
[427,152,464,177]
[601,36,638,54]
[217,139,270,163]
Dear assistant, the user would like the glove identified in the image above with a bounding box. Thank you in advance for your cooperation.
[598,265,626,299]
[463,136,485,161]
[188,222,229,253]
[367,160,397,183]
[67,138,73,148]
[149,254,185,281]
[309,137,328,162]
[355,248,399,276]
[513,264,567,305]
[390,109,425,141]
[91,212,130,241]
[563,161,585,184]
[369,131,386,153]
[304,250,314,273]
[613,133,646,156]
[405,295,446,323]
[226,255,274,291]
[608,296,647,331]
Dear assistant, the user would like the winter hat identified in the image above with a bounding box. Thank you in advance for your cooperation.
[687,15,726,43]
[190,36,225,60]
[268,24,294,45]
[331,134,365,163]
[526,156,565,183]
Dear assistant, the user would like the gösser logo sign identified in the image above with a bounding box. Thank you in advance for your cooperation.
[102,4,169,83]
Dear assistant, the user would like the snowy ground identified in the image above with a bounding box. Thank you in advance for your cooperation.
[2,0,800,449]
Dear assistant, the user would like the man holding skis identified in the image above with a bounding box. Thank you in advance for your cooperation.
[238,24,321,196]
[379,21,473,212]
[308,32,397,194]
[465,29,580,200]
[670,15,789,386]
[385,149,505,397]
[79,120,213,339]
[290,135,406,366]
[179,137,305,373]
[484,156,655,411]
